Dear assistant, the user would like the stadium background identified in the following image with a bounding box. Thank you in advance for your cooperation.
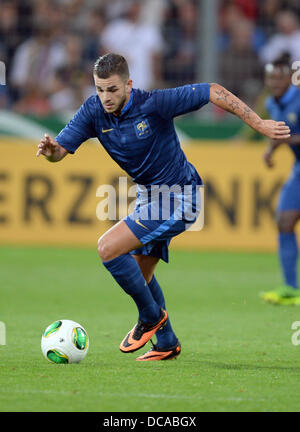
[1,0,300,251]
[1,0,300,414]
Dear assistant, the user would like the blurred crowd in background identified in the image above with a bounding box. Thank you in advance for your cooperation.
[0,0,299,117]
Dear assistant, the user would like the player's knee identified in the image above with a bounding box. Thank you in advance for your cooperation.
[97,237,115,262]
[276,214,295,233]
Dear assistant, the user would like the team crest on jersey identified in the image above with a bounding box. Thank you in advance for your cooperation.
[287,112,297,124]
[134,119,152,139]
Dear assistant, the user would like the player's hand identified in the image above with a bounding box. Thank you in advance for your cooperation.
[36,134,57,157]
[258,120,291,140]
[263,148,274,168]
[262,138,285,168]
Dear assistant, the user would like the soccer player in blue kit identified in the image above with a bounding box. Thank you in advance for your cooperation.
[37,54,290,360]
[260,56,300,305]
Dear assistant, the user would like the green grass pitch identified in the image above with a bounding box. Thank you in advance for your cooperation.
[1,245,300,412]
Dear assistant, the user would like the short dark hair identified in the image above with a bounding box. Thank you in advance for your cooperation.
[93,53,129,80]
[265,52,292,75]
[272,52,291,69]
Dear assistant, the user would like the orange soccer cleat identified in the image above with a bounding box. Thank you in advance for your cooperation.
[136,340,181,361]
[120,308,168,353]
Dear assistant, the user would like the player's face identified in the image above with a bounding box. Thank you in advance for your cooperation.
[265,67,291,98]
[94,74,132,116]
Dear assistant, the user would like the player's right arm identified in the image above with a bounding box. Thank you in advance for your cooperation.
[37,97,97,162]
[36,134,69,162]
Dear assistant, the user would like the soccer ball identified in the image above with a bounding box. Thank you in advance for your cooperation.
[41,319,89,364]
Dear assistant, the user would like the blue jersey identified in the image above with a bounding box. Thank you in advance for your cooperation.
[266,85,300,162]
[56,84,210,187]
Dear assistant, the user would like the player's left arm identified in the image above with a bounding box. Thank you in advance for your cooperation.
[209,83,291,140]
[263,135,300,168]
[263,139,284,168]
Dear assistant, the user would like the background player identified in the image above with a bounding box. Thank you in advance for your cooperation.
[260,56,300,305]
[36,53,290,360]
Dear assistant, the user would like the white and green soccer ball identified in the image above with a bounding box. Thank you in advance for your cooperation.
[41,319,89,364]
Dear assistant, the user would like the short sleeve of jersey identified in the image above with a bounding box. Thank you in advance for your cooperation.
[55,97,97,154]
[150,83,210,119]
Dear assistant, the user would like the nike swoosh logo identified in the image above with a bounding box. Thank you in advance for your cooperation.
[123,333,133,348]
[102,128,114,133]
[135,219,150,230]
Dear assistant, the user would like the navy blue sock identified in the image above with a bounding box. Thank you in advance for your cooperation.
[103,254,161,322]
[148,275,178,348]
[278,232,298,289]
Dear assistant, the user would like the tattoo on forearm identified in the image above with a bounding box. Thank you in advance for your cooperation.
[215,89,230,103]
[213,86,261,129]
[228,100,239,112]
[241,107,252,121]
[228,98,257,124]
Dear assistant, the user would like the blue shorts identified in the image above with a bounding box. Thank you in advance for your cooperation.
[277,163,300,213]
[124,182,202,263]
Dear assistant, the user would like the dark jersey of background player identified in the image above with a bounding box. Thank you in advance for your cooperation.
[266,85,300,164]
